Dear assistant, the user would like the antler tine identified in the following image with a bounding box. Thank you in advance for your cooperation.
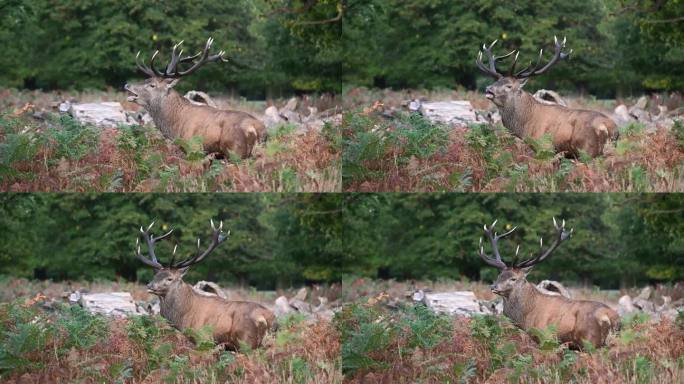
[475,40,503,80]
[478,220,516,270]
[146,50,165,77]
[135,51,157,78]
[173,219,229,269]
[134,222,171,270]
[509,51,520,76]
[516,217,573,268]
[516,36,572,79]
[135,37,228,79]
[175,37,224,77]
[165,40,185,75]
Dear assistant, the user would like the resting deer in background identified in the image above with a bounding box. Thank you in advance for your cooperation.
[135,220,274,350]
[125,38,267,159]
[477,218,619,349]
[476,37,618,158]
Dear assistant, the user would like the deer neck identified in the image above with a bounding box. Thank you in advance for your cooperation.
[159,281,194,328]
[502,282,540,327]
[147,90,190,139]
[500,91,536,138]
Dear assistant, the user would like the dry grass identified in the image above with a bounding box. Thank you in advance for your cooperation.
[337,278,684,384]
[0,277,342,384]
[0,89,341,192]
[342,87,684,192]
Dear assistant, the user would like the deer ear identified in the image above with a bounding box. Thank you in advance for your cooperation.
[521,266,533,275]
[178,266,190,277]
[164,78,180,89]
[518,78,529,89]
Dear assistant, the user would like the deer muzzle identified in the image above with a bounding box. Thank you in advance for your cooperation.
[124,84,138,102]
[484,86,495,100]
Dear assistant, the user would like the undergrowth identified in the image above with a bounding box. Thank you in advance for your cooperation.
[0,108,340,192]
[342,106,684,192]
[335,299,684,383]
[0,298,342,383]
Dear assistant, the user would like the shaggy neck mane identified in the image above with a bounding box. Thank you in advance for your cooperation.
[147,90,190,139]
[499,91,539,138]
[503,282,546,326]
[159,281,195,327]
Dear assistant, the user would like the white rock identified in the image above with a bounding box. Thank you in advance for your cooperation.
[636,286,652,300]
[184,90,217,108]
[618,295,635,316]
[283,97,298,112]
[293,287,308,301]
[79,292,138,318]
[263,105,283,128]
[69,102,133,128]
[408,99,422,112]
[419,101,480,126]
[419,291,487,317]
[533,89,567,107]
[193,281,227,299]
[537,280,571,299]
[274,295,291,317]
[613,104,633,125]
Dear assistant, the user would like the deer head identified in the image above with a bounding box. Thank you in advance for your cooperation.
[125,38,229,109]
[478,218,573,297]
[475,37,572,107]
[135,219,229,296]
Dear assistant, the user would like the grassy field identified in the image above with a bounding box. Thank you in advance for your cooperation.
[342,88,684,192]
[0,278,342,384]
[2,277,683,383]
[0,89,341,192]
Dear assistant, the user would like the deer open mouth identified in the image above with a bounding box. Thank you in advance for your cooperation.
[485,91,495,100]
[124,84,138,102]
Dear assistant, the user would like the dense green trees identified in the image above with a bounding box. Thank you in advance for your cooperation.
[0,193,344,289]
[343,0,683,96]
[343,193,683,288]
[1,193,681,288]
[0,0,342,96]
[2,1,680,97]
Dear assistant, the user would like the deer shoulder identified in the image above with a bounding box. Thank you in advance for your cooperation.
[476,218,619,349]
[125,38,266,160]
[476,37,618,158]
[135,220,274,351]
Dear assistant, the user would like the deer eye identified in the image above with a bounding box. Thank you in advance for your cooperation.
[149,84,156,88]
[510,278,517,281]
[166,277,173,281]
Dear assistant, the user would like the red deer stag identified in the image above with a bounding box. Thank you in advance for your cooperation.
[135,220,274,350]
[476,37,618,158]
[125,38,266,159]
[477,218,619,349]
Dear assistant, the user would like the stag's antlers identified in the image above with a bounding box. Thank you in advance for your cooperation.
[477,218,573,270]
[475,36,573,80]
[135,37,229,79]
[135,220,229,270]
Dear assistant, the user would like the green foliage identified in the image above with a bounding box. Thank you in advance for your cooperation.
[342,110,449,184]
[46,115,100,161]
[335,301,452,375]
[0,0,340,95]
[0,301,109,375]
[672,119,684,149]
[344,0,683,95]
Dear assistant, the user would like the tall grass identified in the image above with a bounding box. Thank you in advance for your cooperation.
[0,111,340,192]
[335,299,684,383]
[342,107,684,192]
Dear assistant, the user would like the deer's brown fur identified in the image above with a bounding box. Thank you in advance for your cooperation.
[492,268,619,349]
[148,269,274,350]
[125,38,266,159]
[477,37,618,158]
[477,218,620,349]
[135,220,274,350]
